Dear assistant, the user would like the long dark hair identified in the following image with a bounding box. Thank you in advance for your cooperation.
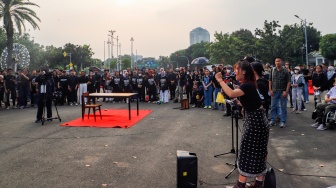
[234,60,255,84]
[251,61,264,78]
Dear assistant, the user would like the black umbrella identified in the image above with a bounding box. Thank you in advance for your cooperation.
[191,57,209,64]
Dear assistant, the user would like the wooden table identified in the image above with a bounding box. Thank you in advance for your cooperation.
[89,93,139,120]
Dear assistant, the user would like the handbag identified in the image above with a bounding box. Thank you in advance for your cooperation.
[264,168,276,188]
[215,92,225,104]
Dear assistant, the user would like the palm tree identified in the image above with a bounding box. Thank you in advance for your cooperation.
[0,0,40,69]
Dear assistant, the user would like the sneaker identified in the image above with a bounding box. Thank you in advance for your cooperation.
[97,99,100,102]
[70,103,73,106]
[6,106,10,110]
[208,106,212,109]
[303,109,307,111]
[317,124,326,131]
[13,106,18,109]
[279,122,285,128]
[192,105,196,108]
[268,121,275,127]
[75,103,78,106]
[204,106,208,109]
[296,110,301,114]
[306,101,309,104]
[35,119,41,123]
[311,122,319,128]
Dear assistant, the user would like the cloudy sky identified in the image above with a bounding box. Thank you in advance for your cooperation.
[26,0,336,61]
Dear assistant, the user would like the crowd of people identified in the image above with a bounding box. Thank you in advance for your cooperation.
[1,57,336,187]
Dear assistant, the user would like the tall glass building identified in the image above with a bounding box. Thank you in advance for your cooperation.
[190,27,210,46]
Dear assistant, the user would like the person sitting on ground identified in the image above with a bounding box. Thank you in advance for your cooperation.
[191,84,203,107]
[311,79,336,131]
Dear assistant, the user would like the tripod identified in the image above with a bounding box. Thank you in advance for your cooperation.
[214,104,236,157]
[224,105,239,179]
[214,99,240,178]
[41,93,62,125]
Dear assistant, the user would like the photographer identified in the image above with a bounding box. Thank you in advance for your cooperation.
[35,67,55,123]
[216,60,269,188]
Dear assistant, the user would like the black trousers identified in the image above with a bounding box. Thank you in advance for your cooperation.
[169,85,176,99]
[36,94,52,120]
[138,87,145,101]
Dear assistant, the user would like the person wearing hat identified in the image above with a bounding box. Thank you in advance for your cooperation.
[291,66,305,114]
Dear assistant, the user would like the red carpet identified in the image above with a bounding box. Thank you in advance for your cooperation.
[60,109,152,128]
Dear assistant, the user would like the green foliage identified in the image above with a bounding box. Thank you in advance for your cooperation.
[0,0,40,69]
[320,34,336,61]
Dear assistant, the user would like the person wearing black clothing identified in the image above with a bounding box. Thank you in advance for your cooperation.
[87,71,95,93]
[94,69,101,94]
[312,65,328,102]
[100,69,109,102]
[146,70,157,102]
[136,71,145,102]
[52,70,60,91]
[122,72,132,93]
[5,69,17,108]
[67,70,79,106]
[159,70,169,103]
[212,67,224,110]
[30,70,38,107]
[167,68,177,100]
[78,71,89,105]
[58,70,69,105]
[18,68,31,108]
[111,71,123,102]
[252,61,270,117]
[216,60,269,188]
[185,72,193,103]
[131,71,138,101]
[300,64,311,102]
[35,68,55,123]
[192,84,204,107]
[174,68,187,103]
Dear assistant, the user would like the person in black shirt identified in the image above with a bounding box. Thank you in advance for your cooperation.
[78,71,89,105]
[137,71,145,102]
[252,61,270,117]
[111,71,123,102]
[212,66,224,110]
[300,64,311,102]
[216,60,269,188]
[94,69,101,94]
[130,71,138,101]
[87,71,95,94]
[159,70,169,103]
[35,67,55,123]
[192,84,203,107]
[58,70,69,105]
[17,68,31,108]
[185,71,193,104]
[167,68,177,100]
[30,70,38,107]
[174,68,187,103]
[122,72,132,93]
[146,70,157,103]
[312,65,328,103]
[5,68,17,108]
[67,70,79,106]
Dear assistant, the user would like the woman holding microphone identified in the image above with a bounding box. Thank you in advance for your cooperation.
[215,60,269,188]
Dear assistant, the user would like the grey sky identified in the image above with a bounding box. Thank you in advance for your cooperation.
[26,0,336,61]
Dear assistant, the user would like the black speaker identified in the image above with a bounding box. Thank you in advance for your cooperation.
[177,150,197,188]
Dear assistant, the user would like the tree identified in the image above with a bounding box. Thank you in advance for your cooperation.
[320,34,336,62]
[0,0,40,69]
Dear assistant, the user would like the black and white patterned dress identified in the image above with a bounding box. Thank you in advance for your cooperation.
[237,82,270,177]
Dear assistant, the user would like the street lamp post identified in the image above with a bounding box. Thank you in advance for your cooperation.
[130,37,134,69]
[119,43,122,71]
[295,15,309,67]
[108,30,116,59]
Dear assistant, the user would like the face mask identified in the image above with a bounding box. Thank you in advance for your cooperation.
[227,70,231,74]
[294,70,299,74]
